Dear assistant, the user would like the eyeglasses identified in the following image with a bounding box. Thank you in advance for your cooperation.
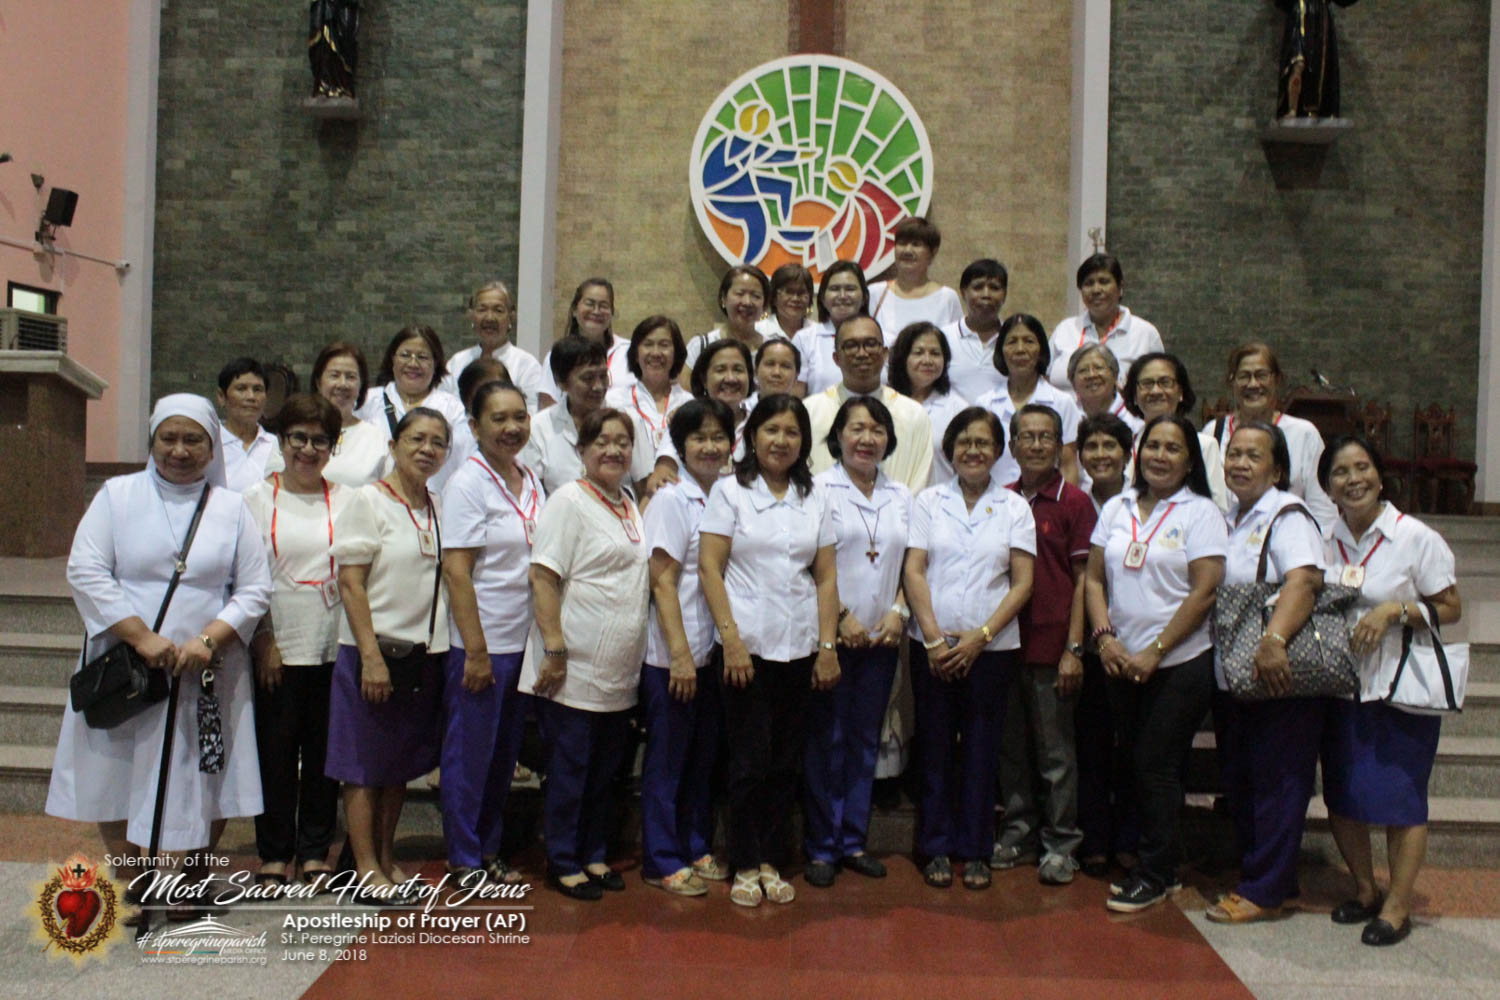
[286,432,333,452]
[1137,376,1178,392]
[1234,369,1276,385]
[838,339,885,356]
[1014,432,1058,446]
[395,350,434,365]
[473,304,511,316]
[578,298,612,312]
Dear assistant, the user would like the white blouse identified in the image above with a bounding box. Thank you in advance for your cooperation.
[793,321,841,396]
[442,455,546,654]
[520,481,649,712]
[354,383,470,491]
[220,424,278,494]
[331,483,450,652]
[243,476,355,665]
[442,341,547,413]
[817,465,912,633]
[906,477,1036,651]
[644,476,715,669]
[1045,306,1163,394]
[975,380,1083,488]
[1323,503,1457,701]
[942,318,1005,404]
[606,382,694,460]
[700,474,836,662]
[539,338,634,402]
[520,401,656,495]
[1091,486,1227,667]
[922,390,973,485]
[868,282,964,347]
[266,420,391,487]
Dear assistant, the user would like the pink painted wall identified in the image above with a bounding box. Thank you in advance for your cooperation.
[0,1,132,460]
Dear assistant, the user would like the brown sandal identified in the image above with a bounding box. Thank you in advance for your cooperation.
[1206,892,1279,924]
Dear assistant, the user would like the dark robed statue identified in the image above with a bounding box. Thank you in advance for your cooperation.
[1276,0,1359,119]
[308,0,359,99]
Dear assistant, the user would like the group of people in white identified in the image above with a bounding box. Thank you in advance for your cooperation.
[47,218,1457,947]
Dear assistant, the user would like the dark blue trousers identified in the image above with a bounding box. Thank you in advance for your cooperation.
[639,661,722,880]
[440,648,530,869]
[803,646,898,862]
[1219,692,1323,907]
[911,647,1013,860]
[534,699,630,877]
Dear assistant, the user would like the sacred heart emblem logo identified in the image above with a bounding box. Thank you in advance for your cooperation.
[34,854,118,958]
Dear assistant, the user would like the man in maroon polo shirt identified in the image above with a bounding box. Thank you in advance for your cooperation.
[990,403,1097,885]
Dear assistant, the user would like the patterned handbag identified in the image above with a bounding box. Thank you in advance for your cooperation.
[1214,503,1361,700]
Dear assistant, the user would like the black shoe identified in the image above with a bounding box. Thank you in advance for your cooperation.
[805,860,838,888]
[1361,917,1411,946]
[548,872,604,901]
[1106,875,1166,913]
[922,855,953,889]
[585,868,626,892]
[840,854,887,879]
[1331,894,1384,925]
[1080,857,1110,879]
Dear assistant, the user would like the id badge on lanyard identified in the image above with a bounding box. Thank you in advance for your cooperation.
[418,528,438,559]
[320,578,342,608]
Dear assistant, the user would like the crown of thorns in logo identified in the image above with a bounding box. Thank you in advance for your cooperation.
[690,56,934,283]
[38,855,117,954]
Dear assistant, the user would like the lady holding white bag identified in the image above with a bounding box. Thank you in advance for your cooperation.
[1317,434,1462,947]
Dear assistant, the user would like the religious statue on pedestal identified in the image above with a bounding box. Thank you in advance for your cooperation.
[1275,0,1359,119]
[308,0,359,99]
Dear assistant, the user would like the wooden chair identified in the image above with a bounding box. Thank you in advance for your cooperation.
[1411,404,1476,515]
[1358,400,1414,511]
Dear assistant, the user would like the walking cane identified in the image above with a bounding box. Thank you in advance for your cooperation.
[136,671,183,941]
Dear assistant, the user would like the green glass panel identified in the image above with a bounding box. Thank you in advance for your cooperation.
[852,137,878,165]
[910,160,924,186]
[816,124,831,151]
[887,172,913,198]
[714,104,736,130]
[792,98,810,137]
[874,120,918,174]
[867,93,901,139]
[701,126,725,158]
[757,72,788,115]
[842,73,875,106]
[734,84,758,106]
[833,106,861,155]
[787,65,810,95]
[816,67,838,121]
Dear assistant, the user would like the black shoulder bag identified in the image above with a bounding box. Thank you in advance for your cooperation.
[374,488,442,693]
[69,485,212,729]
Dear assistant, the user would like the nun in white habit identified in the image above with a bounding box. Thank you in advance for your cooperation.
[47,394,271,863]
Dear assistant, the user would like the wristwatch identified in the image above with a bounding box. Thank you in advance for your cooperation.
[197,633,216,652]
[820,641,836,652]
[1066,642,1086,659]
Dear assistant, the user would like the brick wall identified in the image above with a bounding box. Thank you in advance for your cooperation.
[1107,0,1489,459]
[152,1,527,395]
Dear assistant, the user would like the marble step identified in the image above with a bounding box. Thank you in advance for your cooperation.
[0,685,68,745]
[0,633,81,687]
[0,594,80,637]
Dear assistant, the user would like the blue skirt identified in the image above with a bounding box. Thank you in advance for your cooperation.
[1321,698,1441,826]
[324,644,442,786]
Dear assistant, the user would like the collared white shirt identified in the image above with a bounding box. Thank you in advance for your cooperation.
[975,380,1082,490]
[1210,412,1337,534]
[521,481,648,712]
[907,477,1036,650]
[684,327,790,379]
[700,474,836,662]
[539,338,634,402]
[941,318,1005,404]
[606,382,694,460]
[804,384,934,492]
[353,383,470,491]
[644,476,715,668]
[793,321,841,396]
[868,282,963,347]
[520,401,655,495]
[442,454,546,653]
[1045,306,1163,394]
[1323,502,1456,700]
[332,483,450,652]
[1090,486,1227,667]
[817,464,912,631]
[755,314,810,341]
[220,423,278,493]
[922,391,971,485]
[441,341,547,413]
[1217,487,1326,688]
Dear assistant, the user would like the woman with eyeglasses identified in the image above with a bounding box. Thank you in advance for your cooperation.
[1121,352,1229,511]
[243,393,352,890]
[756,263,816,343]
[355,325,468,490]
[539,278,633,405]
[793,261,870,396]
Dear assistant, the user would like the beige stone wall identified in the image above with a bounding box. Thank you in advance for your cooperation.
[552,0,1073,347]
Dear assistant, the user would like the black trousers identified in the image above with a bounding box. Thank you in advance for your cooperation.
[722,652,813,871]
[253,662,340,864]
[1075,653,1138,859]
[1106,648,1215,888]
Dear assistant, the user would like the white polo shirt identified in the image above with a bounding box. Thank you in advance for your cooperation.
[793,321,841,396]
[1218,487,1326,688]
[922,391,972,485]
[941,318,1005,404]
[817,465,913,632]
[1210,412,1337,534]
[905,477,1037,651]
[520,401,655,495]
[868,282,963,347]
[644,476,715,669]
[1090,486,1227,667]
[804,384,934,492]
[1046,306,1163,394]
[441,342,547,413]
[975,380,1082,489]
[441,454,545,654]
[220,424,279,493]
[353,383,470,491]
[1323,502,1457,701]
[684,327,789,376]
[700,474,836,663]
[605,382,694,460]
[756,315,810,341]
[539,338,634,403]
[520,481,648,712]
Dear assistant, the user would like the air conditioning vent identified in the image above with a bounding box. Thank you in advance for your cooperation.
[0,308,67,352]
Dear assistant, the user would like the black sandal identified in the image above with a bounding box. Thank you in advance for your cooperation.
[962,860,992,890]
[923,855,953,888]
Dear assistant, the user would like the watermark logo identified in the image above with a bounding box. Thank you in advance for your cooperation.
[690,55,934,282]
[138,915,269,966]
[33,855,119,961]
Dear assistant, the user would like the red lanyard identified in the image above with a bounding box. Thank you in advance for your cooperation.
[378,479,432,532]
[1130,501,1178,547]
[1078,310,1124,349]
[470,456,538,523]
[1111,397,1127,417]
[270,473,334,585]
[1337,514,1403,566]
[578,477,640,541]
[1225,412,1283,439]
[631,385,664,440]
